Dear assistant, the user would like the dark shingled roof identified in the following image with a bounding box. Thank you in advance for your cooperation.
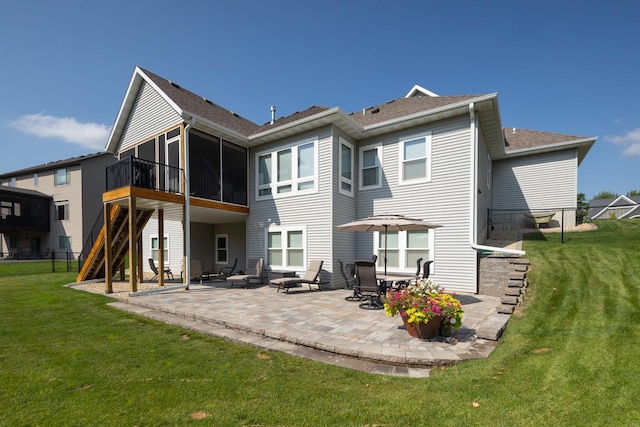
[348,95,482,127]
[255,106,331,132]
[140,68,261,137]
[0,185,51,199]
[503,128,588,151]
[0,152,114,178]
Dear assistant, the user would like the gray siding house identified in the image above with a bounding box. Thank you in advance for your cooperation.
[0,152,117,259]
[81,68,596,294]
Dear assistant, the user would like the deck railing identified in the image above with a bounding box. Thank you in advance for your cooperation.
[106,157,183,194]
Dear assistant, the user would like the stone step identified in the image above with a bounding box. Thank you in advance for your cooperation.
[504,287,522,296]
[510,258,531,265]
[509,272,527,281]
[497,304,515,314]
[500,295,519,305]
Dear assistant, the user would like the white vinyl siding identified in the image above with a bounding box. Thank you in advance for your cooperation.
[248,128,333,281]
[492,150,577,211]
[355,117,476,293]
[119,81,182,152]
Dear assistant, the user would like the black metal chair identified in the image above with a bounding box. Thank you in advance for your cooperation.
[422,260,433,280]
[354,260,384,309]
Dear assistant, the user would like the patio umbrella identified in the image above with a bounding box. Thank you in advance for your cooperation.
[337,213,442,275]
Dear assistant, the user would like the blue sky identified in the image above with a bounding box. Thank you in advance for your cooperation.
[0,1,638,200]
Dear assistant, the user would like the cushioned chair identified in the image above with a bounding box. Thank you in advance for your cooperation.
[226,258,264,289]
[354,260,384,309]
[270,260,323,293]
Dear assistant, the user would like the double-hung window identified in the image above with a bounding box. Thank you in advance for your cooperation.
[256,140,317,199]
[55,168,70,186]
[359,144,382,190]
[339,138,354,196]
[151,236,169,262]
[375,230,432,273]
[266,227,305,270]
[399,132,431,184]
[215,234,228,264]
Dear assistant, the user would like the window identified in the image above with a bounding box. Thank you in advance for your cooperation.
[55,201,69,221]
[151,236,169,262]
[339,138,354,196]
[359,144,382,189]
[59,236,71,250]
[216,234,228,264]
[256,140,317,199]
[9,177,16,187]
[375,230,432,272]
[33,173,38,186]
[55,168,70,186]
[266,227,306,269]
[399,132,431,184]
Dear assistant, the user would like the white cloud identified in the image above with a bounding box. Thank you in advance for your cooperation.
[605,128,640,156]
[11,113,111,150]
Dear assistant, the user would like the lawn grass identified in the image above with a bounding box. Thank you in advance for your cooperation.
[1,220,640,425]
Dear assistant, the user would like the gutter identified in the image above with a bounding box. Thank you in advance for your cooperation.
[468,102,525,257]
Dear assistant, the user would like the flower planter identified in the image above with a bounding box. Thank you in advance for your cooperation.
[401,315,442,339]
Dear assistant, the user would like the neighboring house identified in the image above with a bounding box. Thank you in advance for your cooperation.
[78,67,596,294]
[0,152,117,259]
[588,195,640,220]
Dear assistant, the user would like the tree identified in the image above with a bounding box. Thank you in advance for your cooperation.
[592,191,619,200]
[577,192,589,224]
[626,190,640,197]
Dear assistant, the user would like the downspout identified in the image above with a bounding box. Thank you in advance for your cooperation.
[468,102,524,256]
[183,116,196,288]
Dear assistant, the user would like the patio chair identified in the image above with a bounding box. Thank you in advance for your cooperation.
[354,260,384,309]
[341,262,361,301]
[422,260,433,280]
[148,258,173,281]
[226,258,264,289]
[211,257,238,281]
[270,260,324,293]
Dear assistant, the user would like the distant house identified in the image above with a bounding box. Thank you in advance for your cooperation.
[588,195,640,220]
[0,152,116,259]
[77,67,596,294]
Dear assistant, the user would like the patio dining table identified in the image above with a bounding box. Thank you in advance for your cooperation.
[377,274,415,293]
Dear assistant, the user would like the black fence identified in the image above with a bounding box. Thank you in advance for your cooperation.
[487,204,640,244]
[0,251,80,274]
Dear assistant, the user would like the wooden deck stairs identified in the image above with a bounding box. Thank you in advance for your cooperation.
[76,205,153,282]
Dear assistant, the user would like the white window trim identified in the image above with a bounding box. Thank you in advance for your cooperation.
[255,139,318,201]
[374,229,434,273]
[339,137,354,197]
[55,201,69,221]
[215,234,229,264]
[359,143,383,190]
[150,234,170,263]
[398,131,432,185]
[265,225,307,270]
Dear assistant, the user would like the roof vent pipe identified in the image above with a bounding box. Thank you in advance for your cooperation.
[270,105,276,125]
